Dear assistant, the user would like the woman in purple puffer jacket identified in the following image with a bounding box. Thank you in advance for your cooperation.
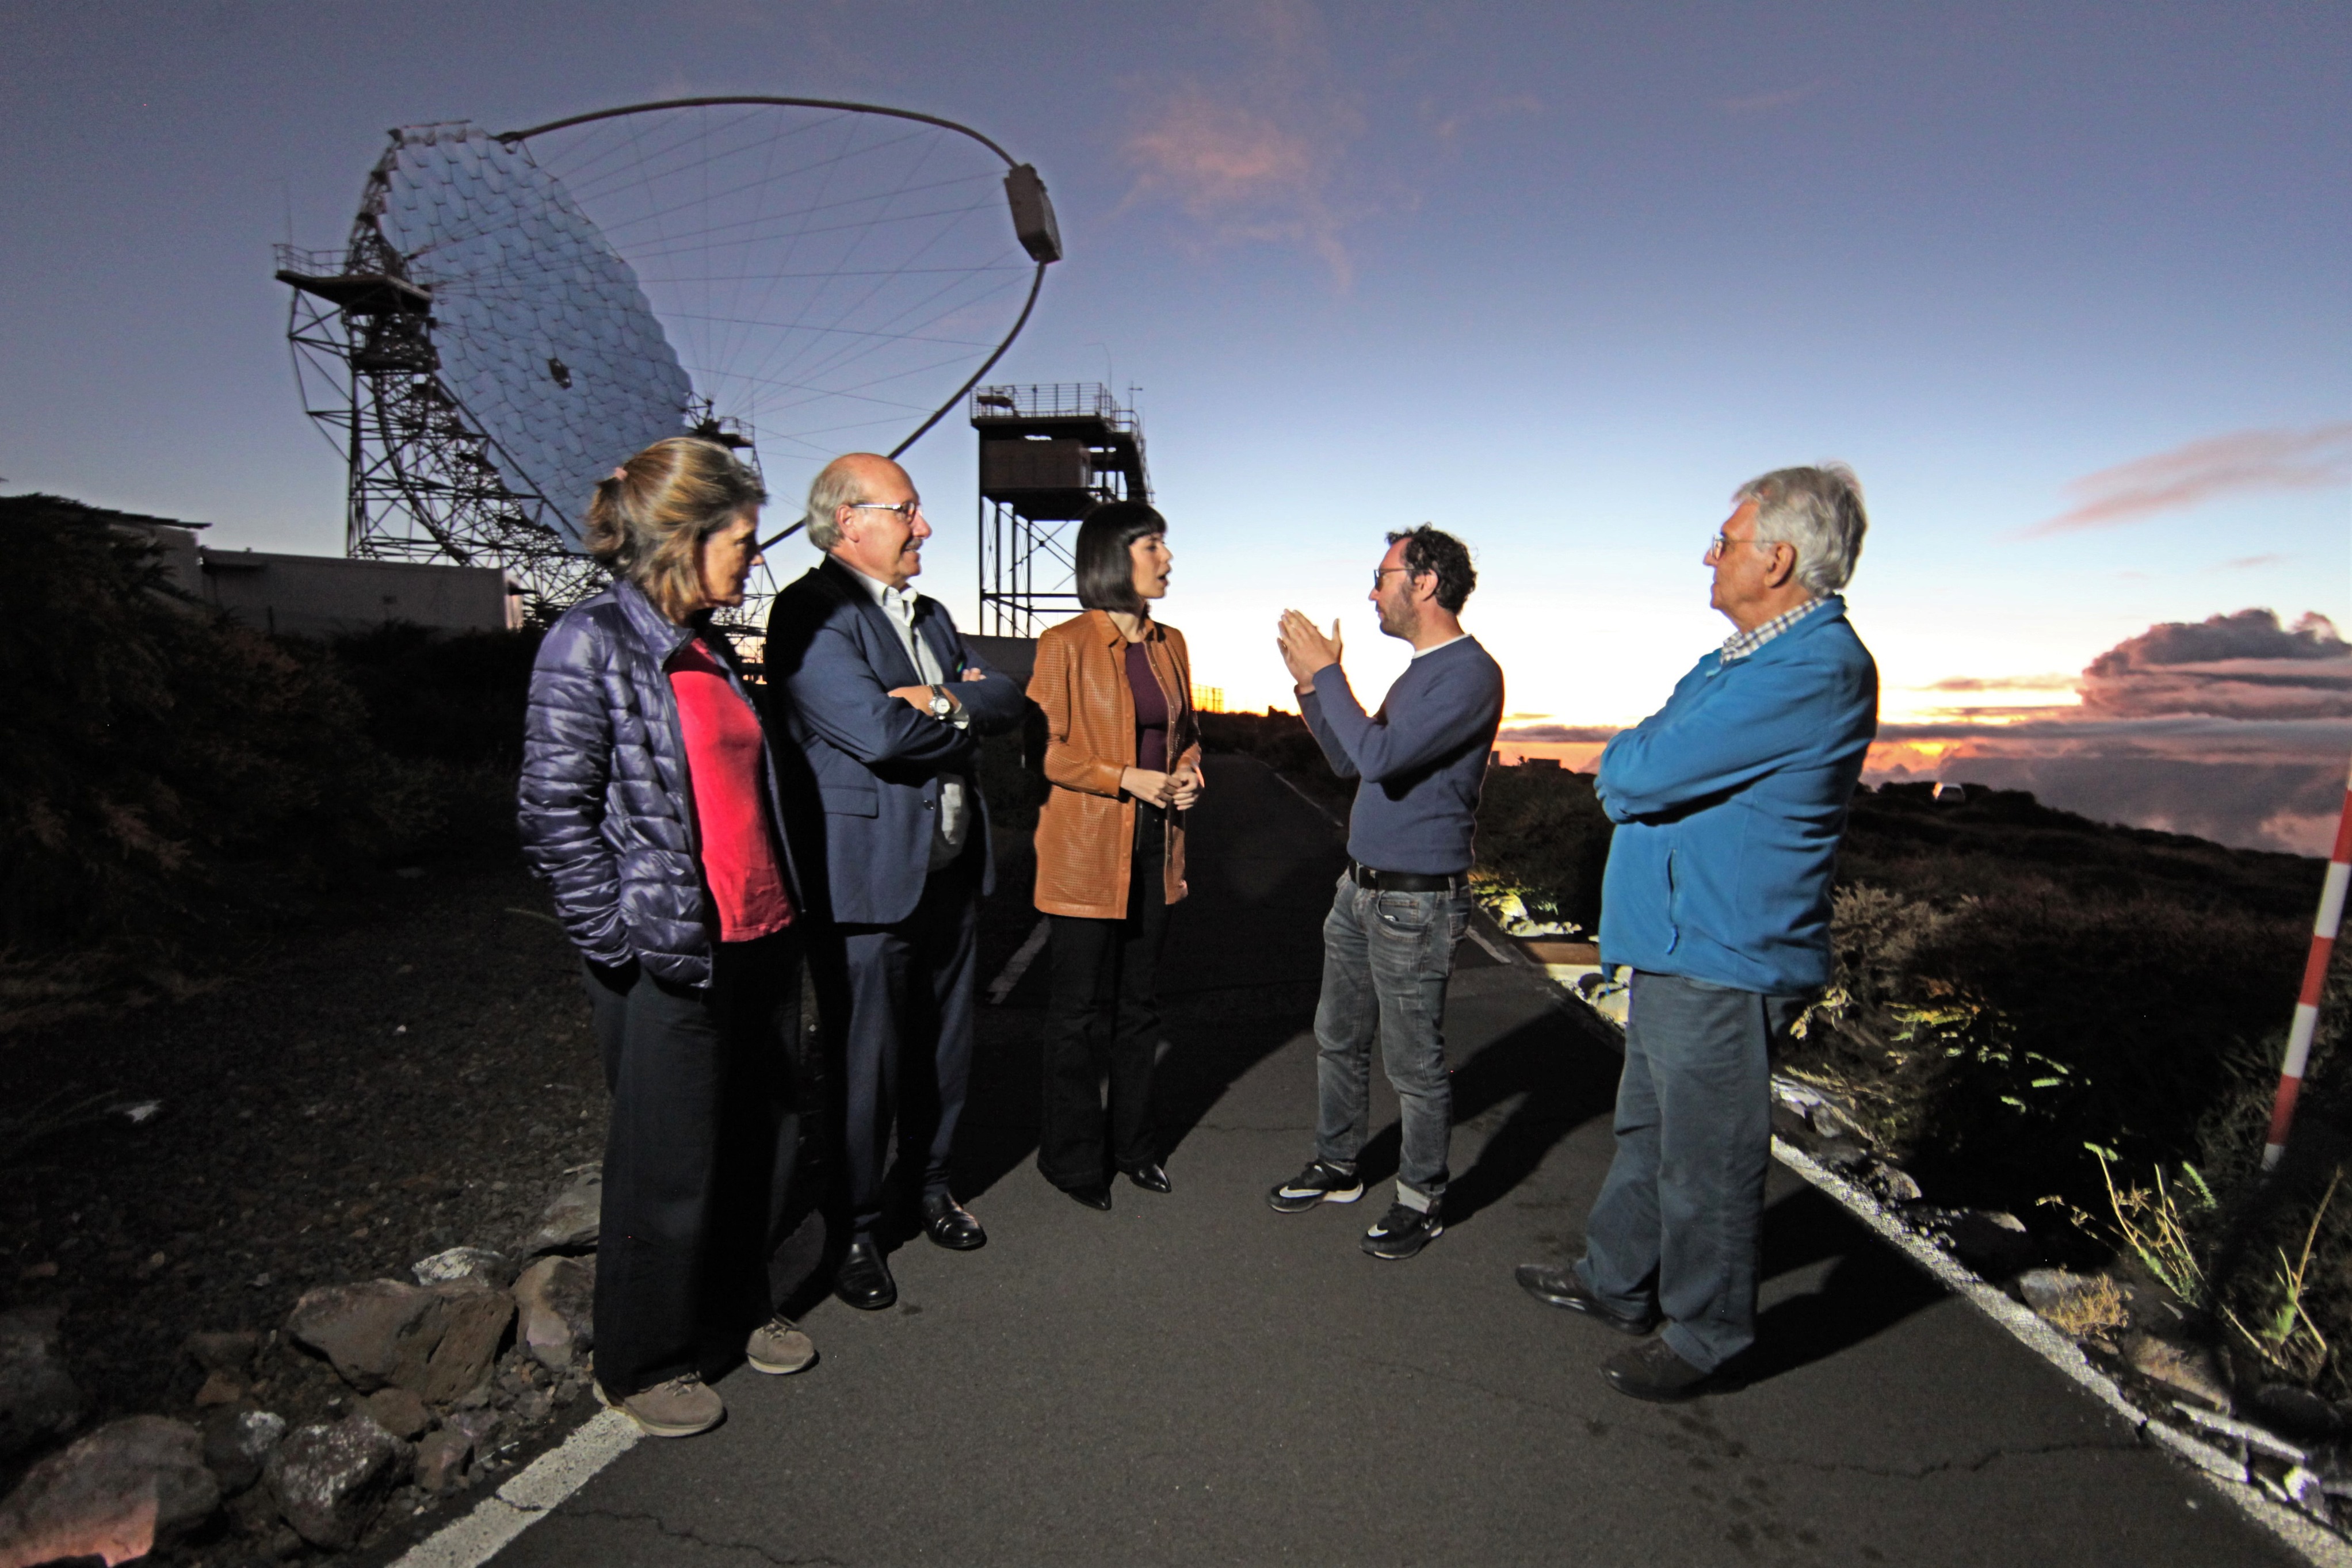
[518,437,812,1440]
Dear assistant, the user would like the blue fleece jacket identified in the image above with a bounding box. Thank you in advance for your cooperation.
[1596,598,1877,995]
[1301,636,1505,875]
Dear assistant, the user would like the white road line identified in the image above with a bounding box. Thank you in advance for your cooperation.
[1270,769,1345,827]
[986,917,1051,1005]
[1774,1135,2352,1565]
[389,1408,640,1568]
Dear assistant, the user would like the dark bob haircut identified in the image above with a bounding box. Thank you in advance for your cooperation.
[1074,499,1169,614]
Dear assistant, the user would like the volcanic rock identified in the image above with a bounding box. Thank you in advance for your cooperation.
[421,1285,514,1406]
[265,1413,414,1550]
[285,1280,449,1394]
[512,1256,597,1372]
[414,1246,514,1291]
[0,1307,83,1463]
[182,1329,261,1376]
[521,1172,601,1257]
[2129,1334,2232,1410]
[414,1428,472,1494]
[362,1386,432,1441]
[0,1414,219,1565]
[198,1406,286,1497]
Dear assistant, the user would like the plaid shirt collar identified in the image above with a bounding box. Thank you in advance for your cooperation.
[1719,594,1834,663]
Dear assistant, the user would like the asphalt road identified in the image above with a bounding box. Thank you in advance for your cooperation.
[493,754,2290,1567]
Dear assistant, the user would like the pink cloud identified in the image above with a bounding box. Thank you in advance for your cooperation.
[1124,87,1360,286]
[2021,422,2352,537]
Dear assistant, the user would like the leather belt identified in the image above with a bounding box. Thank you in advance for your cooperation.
[1349,861,1465,893]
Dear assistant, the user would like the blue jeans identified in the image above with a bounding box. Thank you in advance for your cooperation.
[1576,970,1806,1372]
[1313,874,1473,1207]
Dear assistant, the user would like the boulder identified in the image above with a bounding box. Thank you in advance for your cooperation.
[512,1256,597,1372]
[0,1414,219,1566]
[0,1306,83,1463]
[421,1286,514,1407]
[2251,1383,2343,1443]
[198,1407,285,1497]
[414,1429,472,1495]
[2129,1333,2232,1410]
[362,1387,432,1441]
[413,1246,514,1291]
[265,1413,413,1550]
[285,1280,449,1393]
[1922,1208,2037,1279]
[192,1370,247,1408]
[182,1330,261,1376]
[521,1172,601,1257]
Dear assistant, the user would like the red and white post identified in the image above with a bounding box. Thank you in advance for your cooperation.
[2263,756,2352,1170]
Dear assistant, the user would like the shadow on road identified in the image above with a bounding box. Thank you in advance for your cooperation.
[1742,1185,1950,1383]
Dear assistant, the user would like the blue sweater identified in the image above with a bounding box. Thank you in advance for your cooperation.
[1301,637,1505,875]
[1596,599,1877,995]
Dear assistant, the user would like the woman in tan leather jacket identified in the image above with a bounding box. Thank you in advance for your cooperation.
[1026,500,1203,1209]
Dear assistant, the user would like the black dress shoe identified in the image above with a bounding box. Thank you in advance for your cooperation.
[920,1191,987,1250]
[1514,1263,1658,1335]
[1120,1161,1171,1194]
[833,1237,896,1311]
[1601,1337,1746,1403]
[1061,1183,1113,1211]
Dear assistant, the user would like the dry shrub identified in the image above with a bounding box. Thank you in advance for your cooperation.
[2040,1274,2132,1341]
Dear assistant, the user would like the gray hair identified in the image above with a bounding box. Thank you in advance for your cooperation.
[803,454,887,552]
[1734,463,1867,596]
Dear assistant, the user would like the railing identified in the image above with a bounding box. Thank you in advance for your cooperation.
[273,244,352,275]
[969,382,1132,428]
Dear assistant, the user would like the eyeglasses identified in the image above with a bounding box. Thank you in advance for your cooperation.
[846,499,924,523]
[1371,565,1425,590]
[1707,533,1776,558]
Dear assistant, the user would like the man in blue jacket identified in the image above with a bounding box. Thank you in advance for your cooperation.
[764,453,1026,1311]
[1516,465,1877,1401]
[1266,526,1505,1260]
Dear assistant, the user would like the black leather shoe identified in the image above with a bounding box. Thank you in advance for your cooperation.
[1061,1183,1113,1211]
[1514,1263,1658,1336]
[920,1191,987,1251]
[1120,1162,1171,1194]
[1601,1337,1746,1403]
[833,1237,896,1311]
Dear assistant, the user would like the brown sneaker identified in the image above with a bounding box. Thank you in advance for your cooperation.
[744,1316,816,1375]
[596,1374,724,1437]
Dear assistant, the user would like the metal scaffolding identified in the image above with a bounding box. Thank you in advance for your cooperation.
[971,383,1149,636]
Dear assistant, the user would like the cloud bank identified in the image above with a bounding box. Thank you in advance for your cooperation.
[1500,609,2352,855]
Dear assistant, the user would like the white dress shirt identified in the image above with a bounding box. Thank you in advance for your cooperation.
[843,565,971,870]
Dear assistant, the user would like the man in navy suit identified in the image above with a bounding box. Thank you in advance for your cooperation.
[765,453,1026,1310]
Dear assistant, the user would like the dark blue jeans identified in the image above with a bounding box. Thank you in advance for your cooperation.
[1576,970,1805,1372]
[1313,874,1473,1208]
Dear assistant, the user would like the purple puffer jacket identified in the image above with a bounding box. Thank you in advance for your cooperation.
[517,578,799,989]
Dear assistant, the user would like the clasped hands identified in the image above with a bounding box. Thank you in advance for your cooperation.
[1123,759,1203,811]
[888,666,987,712]
[1276,609,1343,693]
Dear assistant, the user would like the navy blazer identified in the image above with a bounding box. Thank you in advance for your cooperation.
[764,557,1026,925]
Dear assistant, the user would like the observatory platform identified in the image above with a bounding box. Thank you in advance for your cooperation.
[972,383,1149,636]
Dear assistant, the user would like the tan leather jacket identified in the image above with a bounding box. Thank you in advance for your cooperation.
[1029,610,1201,919]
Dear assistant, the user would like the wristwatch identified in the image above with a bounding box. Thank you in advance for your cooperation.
[927,684,954,719]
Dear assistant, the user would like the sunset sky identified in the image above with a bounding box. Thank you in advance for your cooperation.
[4,2,2347,848]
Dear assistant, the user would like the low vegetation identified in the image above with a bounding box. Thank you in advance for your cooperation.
[1206,709,2352,1404]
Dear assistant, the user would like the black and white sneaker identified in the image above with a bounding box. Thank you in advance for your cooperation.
[1266,1158,1364,1213]
[1360,1200,1443,1259]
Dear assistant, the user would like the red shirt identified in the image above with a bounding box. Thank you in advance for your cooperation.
[667,638,792,942]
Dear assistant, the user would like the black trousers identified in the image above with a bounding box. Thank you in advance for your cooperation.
[812,848,981,1238]
[1039,804,1170,1188]
[585,928,805,1396]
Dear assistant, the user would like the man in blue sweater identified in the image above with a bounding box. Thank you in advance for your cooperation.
[1266,526,1505,1259]
[1516,465,1877,1401]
